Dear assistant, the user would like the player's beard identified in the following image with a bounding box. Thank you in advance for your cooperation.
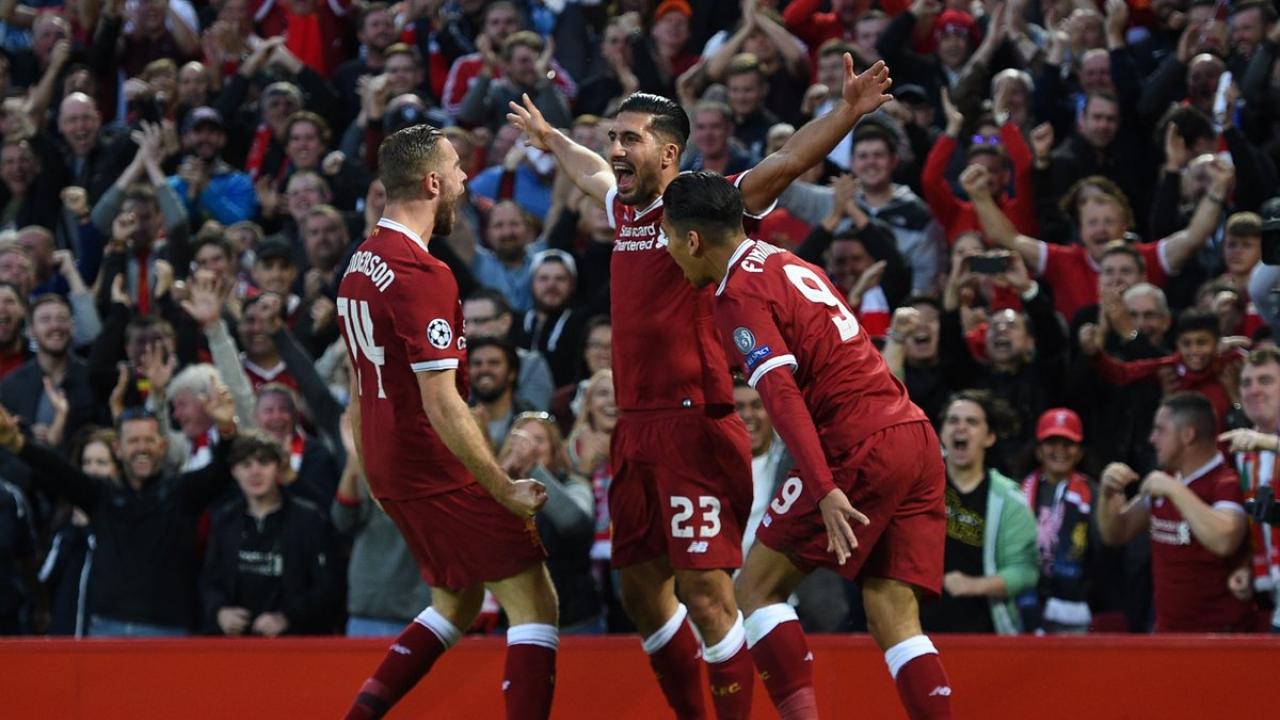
[433,186,458,236]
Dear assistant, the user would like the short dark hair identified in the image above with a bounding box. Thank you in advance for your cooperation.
[0,281,27,310]
[467,336,520,375]
[1230,0,1277,23]
[1099,240,1146,275]
[229,429,288,468]
[284,110,331,145]
[1226,211,1262,238]
[1158,105,1216,152]
[502,30,543,61]
[946,389,1020,440]
[1174,307,1220,340]
[662,171,745,244]
[616,93,691,152]
[192,232,234,263]
[1160,391,1218,444]
[1061,175,1135,228]
[851,124,897,155]
[30,292,69,318]
[907,295,942,313]
[379,124,447,202]
[125,314,175,343]
[466,288,513,318]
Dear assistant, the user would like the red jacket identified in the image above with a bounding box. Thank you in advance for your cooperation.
[1092,351,1243,429]
[922,122,1039,243]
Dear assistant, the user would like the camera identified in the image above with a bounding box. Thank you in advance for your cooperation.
[1246,486,1280,526]
[968,253,1010,275]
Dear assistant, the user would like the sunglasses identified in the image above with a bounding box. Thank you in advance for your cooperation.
[970,135,1002,147]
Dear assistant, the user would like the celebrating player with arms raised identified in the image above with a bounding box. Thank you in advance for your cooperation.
[663,172,951,720]
[508,54,892,718]
[339,126,560,720]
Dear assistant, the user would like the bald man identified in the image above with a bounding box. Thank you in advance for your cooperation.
[54,92,136,203]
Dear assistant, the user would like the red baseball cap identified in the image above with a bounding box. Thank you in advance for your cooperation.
[934,9,979,44]
[655,0,692,20]
[1036,408,1084,443]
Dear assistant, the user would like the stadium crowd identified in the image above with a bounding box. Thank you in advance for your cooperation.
[0,0,1276,640]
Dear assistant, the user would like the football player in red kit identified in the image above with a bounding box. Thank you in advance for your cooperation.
[663,172,952,720]
[339,126,560,720]
[507,57,893,719]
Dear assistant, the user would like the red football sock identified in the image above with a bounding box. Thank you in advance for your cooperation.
[745,604,816,720]
[344,609,459,720]
[643,605,708,720]
[703,612,755,720]
[886,635,953,720]
[504,623,559,720]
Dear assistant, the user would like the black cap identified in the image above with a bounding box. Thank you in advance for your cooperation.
[255,236,295,264]
[182,106,224,134]
[895,84,930,106]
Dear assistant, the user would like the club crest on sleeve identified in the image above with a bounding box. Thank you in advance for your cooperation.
[427,318,453,349]
[733,327,756,354]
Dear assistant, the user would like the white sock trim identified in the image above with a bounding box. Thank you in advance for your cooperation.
[641,604,690,655]
[414,607,462,649]
[744,603,799,649]
[507,623,560,651]
[702,611,746,664]
[884,635,937,679]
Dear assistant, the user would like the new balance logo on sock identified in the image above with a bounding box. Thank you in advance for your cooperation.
[803,652,813,662]
[929,686,952,697]
[390,644,411,655]
[502,680,511,692]
[687,541,709,553]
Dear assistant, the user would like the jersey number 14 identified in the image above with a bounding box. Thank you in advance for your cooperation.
[338,297,387,399]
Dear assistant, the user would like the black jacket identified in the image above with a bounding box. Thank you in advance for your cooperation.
[201,492,342,635]
[0,356,101,451]
[16,437,234,630]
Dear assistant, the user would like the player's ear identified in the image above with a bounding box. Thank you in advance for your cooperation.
[663,141,680,168]
[424,170,441,198]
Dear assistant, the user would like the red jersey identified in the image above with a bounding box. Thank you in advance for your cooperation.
[605,172,773,412]
[713,239,927,500]
[1147,454,1253,632]
[336,219,471,501]
[241,357,298,395]
[1039,240,1170,320]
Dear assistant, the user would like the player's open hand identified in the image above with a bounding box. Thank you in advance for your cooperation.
[500,477,548,518]
[841,57,893,118]
[819,488,869,565]
[506,94,553,152]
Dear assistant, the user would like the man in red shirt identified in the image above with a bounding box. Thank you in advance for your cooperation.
[508,56,891,720]
[1096,392,1253,632]
[663,171,950,720]
[961,160,1230,321]
[339,126,558,720]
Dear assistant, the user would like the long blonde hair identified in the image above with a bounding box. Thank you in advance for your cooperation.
[570,369,614,438]
[499,411,572,477]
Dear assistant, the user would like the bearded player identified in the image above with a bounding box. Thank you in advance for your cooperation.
[664,172,951,720]
[507,57,892,719]
[339,125,560,720]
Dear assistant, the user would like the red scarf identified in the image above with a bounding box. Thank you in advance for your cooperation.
[245,124,275,181]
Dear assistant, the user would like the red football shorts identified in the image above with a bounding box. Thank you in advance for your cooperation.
[609,406,754,570]
[379,483,547,592]
[755,421,946,597]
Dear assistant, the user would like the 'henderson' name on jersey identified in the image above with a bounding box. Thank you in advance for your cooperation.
[344,250,397,293]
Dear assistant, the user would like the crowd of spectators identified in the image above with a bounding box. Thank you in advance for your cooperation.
[0,0,1277,639]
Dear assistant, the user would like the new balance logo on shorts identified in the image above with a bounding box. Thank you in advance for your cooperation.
[929,686,952,697]
[687,541,709,554]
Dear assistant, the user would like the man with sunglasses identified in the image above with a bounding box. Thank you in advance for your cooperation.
[339,126,558,720]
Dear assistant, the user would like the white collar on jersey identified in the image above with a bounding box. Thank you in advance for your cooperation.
[716,239,756,297]
[377,218,428,252]
[1177,453,1224,486]
[634,194,663,220]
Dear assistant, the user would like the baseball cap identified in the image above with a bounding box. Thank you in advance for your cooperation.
[255,236,295,264]
[531,249,577,279]
[1036,408,1084,443]
[894,84,931,107]
[182,106,224,134]
[655,0,692,21]
[934,9,979,44]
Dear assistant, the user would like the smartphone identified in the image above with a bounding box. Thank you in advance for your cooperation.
[969,254,1010,275]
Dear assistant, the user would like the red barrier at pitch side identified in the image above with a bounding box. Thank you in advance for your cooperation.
[0,634,1273,718]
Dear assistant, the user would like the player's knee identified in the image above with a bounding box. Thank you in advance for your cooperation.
[677,571,736,629]
[732,576,768,617]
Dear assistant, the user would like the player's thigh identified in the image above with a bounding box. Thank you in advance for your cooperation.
[859,423,948,599]
[861,577,925,651]
[486,562,559,626]
[734,542,808,615]
[654,412,754,571]
[429,584,487,631]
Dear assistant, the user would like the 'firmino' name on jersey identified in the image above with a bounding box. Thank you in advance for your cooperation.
[344,250,396,292]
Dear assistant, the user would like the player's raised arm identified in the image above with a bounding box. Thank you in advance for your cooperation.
[739,56,892,215]
[508,93,615,203]
[417,368,548,519]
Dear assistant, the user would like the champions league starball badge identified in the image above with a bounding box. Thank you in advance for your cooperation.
[733,327,756,355]
[427,318,453,349]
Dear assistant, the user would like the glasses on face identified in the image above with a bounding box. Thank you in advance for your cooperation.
[970,135,1002,147]
[117,406,158,423]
